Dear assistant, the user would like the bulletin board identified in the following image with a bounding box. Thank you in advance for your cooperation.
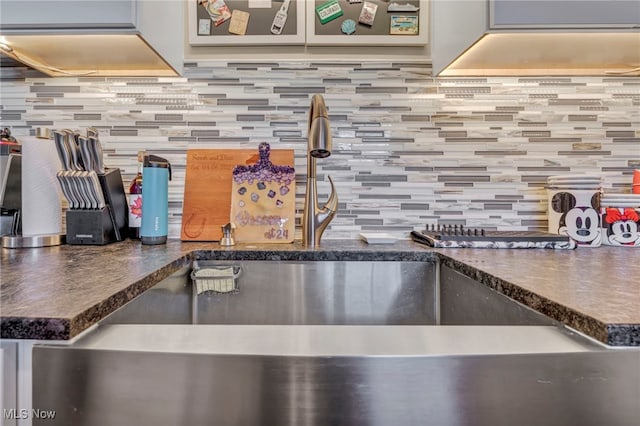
[188,0,305,45]
[307,0,428,45]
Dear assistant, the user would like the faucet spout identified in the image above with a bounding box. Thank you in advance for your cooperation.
[303,94,338,247]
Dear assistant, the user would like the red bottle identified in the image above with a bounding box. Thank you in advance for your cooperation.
[128,151,145,239]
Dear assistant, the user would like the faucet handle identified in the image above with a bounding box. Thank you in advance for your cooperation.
[323,175,338,214]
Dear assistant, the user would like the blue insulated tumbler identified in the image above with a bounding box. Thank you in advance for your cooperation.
[141,154,171,245]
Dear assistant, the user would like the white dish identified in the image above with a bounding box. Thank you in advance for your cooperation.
[547,180,602,186]
[359,232,397,244]
[546,184,602,189]
[600,203,640,208]
[547,179,601,184]
[601,193,640,200]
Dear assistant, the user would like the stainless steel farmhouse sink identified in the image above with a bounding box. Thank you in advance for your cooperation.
[33,260,640,426]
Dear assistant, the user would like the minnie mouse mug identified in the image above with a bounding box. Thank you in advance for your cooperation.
[601,207,640,246]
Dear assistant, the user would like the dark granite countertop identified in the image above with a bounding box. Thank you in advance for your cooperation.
[1,240,639,346]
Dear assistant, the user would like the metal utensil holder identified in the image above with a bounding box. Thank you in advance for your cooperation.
[190,261,242,324]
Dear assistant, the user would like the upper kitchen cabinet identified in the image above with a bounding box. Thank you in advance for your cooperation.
[490,0,640,28]
[431,0,640,77]
[0,0,184,76]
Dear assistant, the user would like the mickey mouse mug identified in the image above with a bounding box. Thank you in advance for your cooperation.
[547,188,602,247]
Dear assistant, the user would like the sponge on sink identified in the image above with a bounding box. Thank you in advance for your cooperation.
[192,267,237,295]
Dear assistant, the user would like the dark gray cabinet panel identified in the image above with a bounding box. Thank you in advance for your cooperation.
[491,0,640,27]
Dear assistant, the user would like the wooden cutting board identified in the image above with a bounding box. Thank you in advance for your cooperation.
[230,143,296,243]
[181,148,295,241]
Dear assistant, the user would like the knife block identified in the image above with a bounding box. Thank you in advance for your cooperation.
[66,168,128,245]
[66,208,115,245]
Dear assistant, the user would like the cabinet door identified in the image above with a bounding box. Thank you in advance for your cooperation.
[490,0,640,28]
[0,0,136,29]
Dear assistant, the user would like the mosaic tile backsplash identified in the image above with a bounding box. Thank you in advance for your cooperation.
[1,61,639,240]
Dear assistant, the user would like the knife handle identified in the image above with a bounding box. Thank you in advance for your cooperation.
[78,136,94,172]
[54,131,72,171]
[88,136,105,174]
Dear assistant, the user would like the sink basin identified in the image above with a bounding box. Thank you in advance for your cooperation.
[33,260,640,426]
[101,260,554,327]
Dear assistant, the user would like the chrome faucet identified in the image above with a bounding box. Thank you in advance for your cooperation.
[303,94,338,247]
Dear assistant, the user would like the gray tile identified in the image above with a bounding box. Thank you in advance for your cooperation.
[401,115,430,122]
[484,114,513,121]
[518,78,572,83]
[434,166,487,171]
[529,138,582,143]
[274,87,326,94]
[522,131,551,137]
[517,167,571,172]
[496,106,525,111]
[606,131,636,138]
[405,167,434,172]
[359,194,412,199]
[612,138,640,143]
[33,105,83,110]
[228,62,279,68]
[218,99,269,106]
[25,121,54,126]
[549,99,601,106]
[568,115,598,121]
[356,87,408,94]
[110,129,138,136]
[73,113,101,121]
[557,150,612,155]
[355,219,384,225]
[496,195,524,200]
[349,210,381,215]
[445,137,499,143]
[518,122,548,127]
[355,175,408,182]
[30,86,80,93]
[0,114,21,120]
[155,114,184,121]
[237,115,265,121]
[439,131,467,137]
[394,151,444,156]
[602,122,632,127]
[187,121,217,126]
[484,203,513,210]
[361,182,392,187]
[135,121,178,127]
[438,175,491,182]
[475,150,527,156]
[359,106,412,111]
[191,130,221,137]
[273,130,302,137]
[401,203,429,210]
[439,86,491,94]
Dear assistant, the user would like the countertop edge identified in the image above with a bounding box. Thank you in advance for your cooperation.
[435,253,640,347]
[2,244,638,347]
[1,254,193,341]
